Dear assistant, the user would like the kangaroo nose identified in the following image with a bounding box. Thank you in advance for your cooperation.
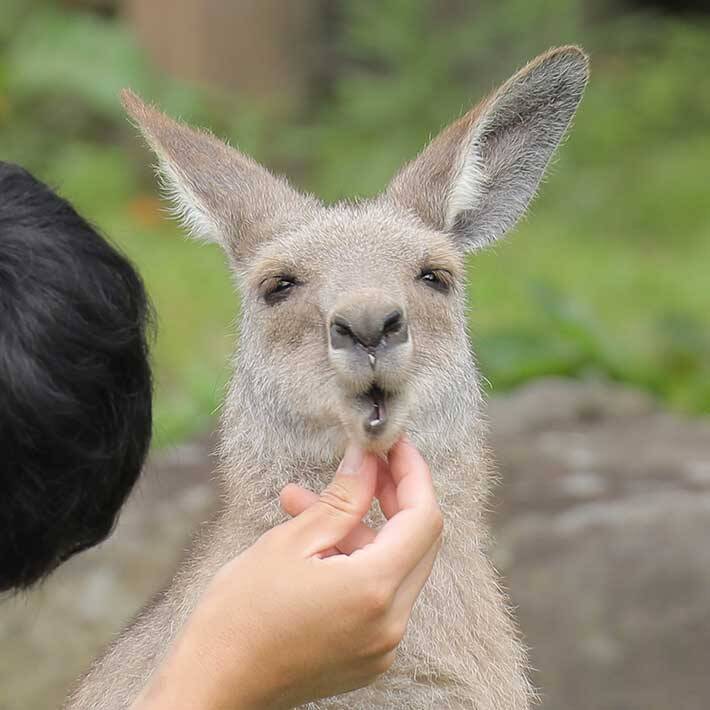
[330,306,408,351]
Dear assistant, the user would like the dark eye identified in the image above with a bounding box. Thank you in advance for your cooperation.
[263,276,297,305]
[419,268,453,293]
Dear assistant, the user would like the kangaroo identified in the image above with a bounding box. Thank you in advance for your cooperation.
[65,47,588,709]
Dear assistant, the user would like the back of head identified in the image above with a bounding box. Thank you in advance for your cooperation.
[0,162,153,592]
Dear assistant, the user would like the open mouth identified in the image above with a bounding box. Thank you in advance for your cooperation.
[360,384,389,436]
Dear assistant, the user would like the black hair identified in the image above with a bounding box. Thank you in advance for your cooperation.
[0,162,153,592]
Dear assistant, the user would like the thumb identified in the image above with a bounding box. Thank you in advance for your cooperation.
[286,442,377,557]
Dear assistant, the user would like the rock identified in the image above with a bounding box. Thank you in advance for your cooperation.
[489,378,710,710]
[1,379,709,709]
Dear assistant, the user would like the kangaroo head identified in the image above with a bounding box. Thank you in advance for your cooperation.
[123,47,588,454]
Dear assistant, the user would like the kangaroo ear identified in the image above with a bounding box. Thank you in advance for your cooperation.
[386,47,589,250]
[121,90,317,259]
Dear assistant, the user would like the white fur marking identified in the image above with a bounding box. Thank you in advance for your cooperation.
[155,158,220,243]
[444,128,486,230]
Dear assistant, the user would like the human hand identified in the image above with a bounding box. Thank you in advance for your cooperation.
[132,438,442,710]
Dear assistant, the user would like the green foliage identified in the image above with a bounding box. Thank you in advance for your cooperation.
[1,0,708,445]
[282,0,589,200]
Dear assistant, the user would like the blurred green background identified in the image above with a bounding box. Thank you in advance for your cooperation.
[2,0,708,447]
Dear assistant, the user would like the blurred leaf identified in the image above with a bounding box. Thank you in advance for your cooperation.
[6,7,150,120]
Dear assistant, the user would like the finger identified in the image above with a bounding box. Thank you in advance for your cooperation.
[317,546,340,558]
[330,522,377,555]
[357,438,442,579]
[322,518,377,555]
[279,483,318,515]
[392,536,441,615]
[375,458,399,520]
[284,443,378,556]
[387,437,438,509]
[280,483,377,554]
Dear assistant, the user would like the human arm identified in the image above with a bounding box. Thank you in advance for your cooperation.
[131,439,443,710]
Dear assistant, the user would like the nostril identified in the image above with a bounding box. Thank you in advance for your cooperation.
[330,316,355,349]
[383,309,403,336]
[332,316,353,337]
[330,308,407,351]
[334,322,351,338]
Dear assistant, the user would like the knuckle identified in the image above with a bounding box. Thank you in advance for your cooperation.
[428,506,444,539]
[372,650,397,675]
[364,581,394,617]
[318,481,359,518]
[378,619,406,654]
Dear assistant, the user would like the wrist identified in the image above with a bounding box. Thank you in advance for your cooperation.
[132,634,265,710]
[132,597,274,710]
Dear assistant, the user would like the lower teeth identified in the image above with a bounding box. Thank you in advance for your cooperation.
[366,389,386,430]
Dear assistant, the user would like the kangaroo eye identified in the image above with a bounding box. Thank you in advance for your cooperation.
[263,276,298,305]
[419,268,453,293]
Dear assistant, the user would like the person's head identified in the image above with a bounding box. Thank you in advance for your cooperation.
[0,162,153,592]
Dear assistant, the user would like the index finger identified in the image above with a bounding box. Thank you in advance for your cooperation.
[355,438,443,580]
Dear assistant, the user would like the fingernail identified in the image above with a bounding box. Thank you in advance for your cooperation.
[338,442,365,475]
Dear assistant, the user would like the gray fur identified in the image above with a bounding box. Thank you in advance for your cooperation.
[65,47,588,709]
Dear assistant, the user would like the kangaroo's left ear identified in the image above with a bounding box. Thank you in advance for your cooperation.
[121,90,319,261]
[385,46,589,250]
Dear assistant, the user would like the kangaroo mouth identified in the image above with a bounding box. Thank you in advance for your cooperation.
[341,380,408,451]
[359,384,389,436]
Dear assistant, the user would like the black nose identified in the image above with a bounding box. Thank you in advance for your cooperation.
[329,308,408,351]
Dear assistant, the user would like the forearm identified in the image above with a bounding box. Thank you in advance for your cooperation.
[131,580,292,710]
[131,634,269,710]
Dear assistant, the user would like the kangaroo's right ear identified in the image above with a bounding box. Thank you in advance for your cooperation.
[385,47,589,251]
[121,90,317,259]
